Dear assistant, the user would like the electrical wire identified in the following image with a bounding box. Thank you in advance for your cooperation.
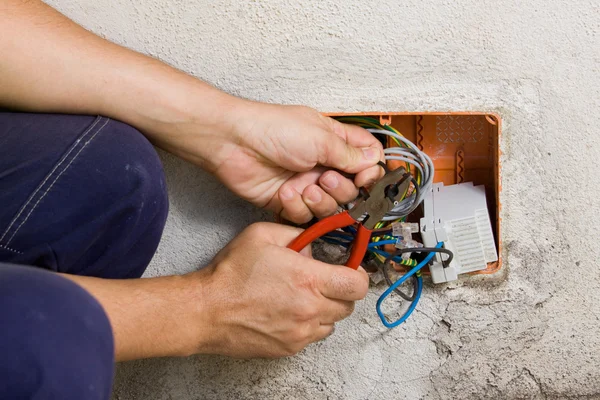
[376,242,444,328]
[334,117,433,223]
[367,240,396,248]
[327,117,444,327]
[369,248,417,267]
[367,128,434,220]
[381,265,418,301]
[383,246,454,267]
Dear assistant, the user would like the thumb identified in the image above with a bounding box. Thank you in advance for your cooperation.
[318,127,383,174]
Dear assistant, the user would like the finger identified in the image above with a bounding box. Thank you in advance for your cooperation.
[318,299,355,324]
[354,163,386,188]
[330,118,382,149]
[313,324,335,342]
[318,170,359,204]
[314,261,370,301]
[319,118,383,173]
[279,185,314,224]
[317,120,383,174]
[318,136,382,175]
[280,168,325,193]
[302,184,338,219]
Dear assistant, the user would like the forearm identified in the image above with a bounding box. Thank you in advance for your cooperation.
[62,272,213,361]
[0,0,244,170]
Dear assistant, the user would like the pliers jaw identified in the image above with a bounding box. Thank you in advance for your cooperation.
[348,166,410,229]
[287,166,411,270]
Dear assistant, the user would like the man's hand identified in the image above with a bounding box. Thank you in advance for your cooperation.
[66,223,369,360]
[208,103,383,224]
[193,222,369,358]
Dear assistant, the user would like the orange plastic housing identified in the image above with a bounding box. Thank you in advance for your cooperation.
[328,112,502,277]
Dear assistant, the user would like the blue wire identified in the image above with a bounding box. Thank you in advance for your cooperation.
[343,225,357,234]
[376,242,443,328]
[367,240,396,248]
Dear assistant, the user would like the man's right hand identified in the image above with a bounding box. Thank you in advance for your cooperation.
[190,222,369,358]
[63,222,369,361]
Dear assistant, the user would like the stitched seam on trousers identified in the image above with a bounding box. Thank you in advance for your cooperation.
[0,116,102,243]
[5,117,110,246]
[0,243,23,254]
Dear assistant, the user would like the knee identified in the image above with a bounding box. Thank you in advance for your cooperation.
[92,119,169,277]
[1,115,168,278]
[36,118,167,278]
[101,119,169,233]
[0,264,114,400]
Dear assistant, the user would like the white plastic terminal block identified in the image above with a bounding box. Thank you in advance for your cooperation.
[420,182,498,284]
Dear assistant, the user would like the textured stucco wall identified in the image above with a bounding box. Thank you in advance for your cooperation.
[45,0,600,398]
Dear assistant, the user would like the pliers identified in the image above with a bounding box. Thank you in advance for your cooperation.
[287,166,411,270]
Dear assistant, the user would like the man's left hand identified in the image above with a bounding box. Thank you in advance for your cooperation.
[209,102,384,223]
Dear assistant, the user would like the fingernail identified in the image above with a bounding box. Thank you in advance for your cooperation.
[362,147,380,161]
[307,188,322,203]
[321,174,339,189]
[280,187,295,200]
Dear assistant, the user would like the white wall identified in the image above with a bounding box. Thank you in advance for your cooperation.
[45,0,600,398]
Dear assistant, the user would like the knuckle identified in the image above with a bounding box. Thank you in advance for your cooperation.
[288,331,304,345]
[281,204,313,225]
[289,324,313,346]
[297,303,319,321]
[284,342,304,356]
[296,270,318,289]
[314,325,335,342]
[282,348,297,357]
[245,222,269,237]
[294,105,317,117]
[314,202,337,218]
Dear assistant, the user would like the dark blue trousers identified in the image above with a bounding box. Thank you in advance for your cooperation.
[0,113,169,399]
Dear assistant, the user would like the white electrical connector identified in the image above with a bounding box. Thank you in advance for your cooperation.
[420,182,498,284]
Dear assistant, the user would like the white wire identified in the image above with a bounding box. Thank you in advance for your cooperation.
[366,128,435,219]
[384,156,425,179]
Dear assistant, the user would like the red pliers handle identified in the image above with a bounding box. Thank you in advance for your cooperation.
[287,211,371,270]
[287,166,411,270]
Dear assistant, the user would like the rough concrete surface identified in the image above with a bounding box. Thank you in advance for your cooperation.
[46,0,600,398]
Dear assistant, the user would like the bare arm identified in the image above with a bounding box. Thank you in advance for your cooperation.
[0,1,376,361]
[0,0,238,170]
[61,273,207,361]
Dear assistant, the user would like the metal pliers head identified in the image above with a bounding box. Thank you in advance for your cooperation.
[348,166,410,229]
[287,165,412,270]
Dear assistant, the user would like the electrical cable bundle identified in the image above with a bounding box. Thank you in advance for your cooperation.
[317,117,452,327]
[337,117,435,221]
